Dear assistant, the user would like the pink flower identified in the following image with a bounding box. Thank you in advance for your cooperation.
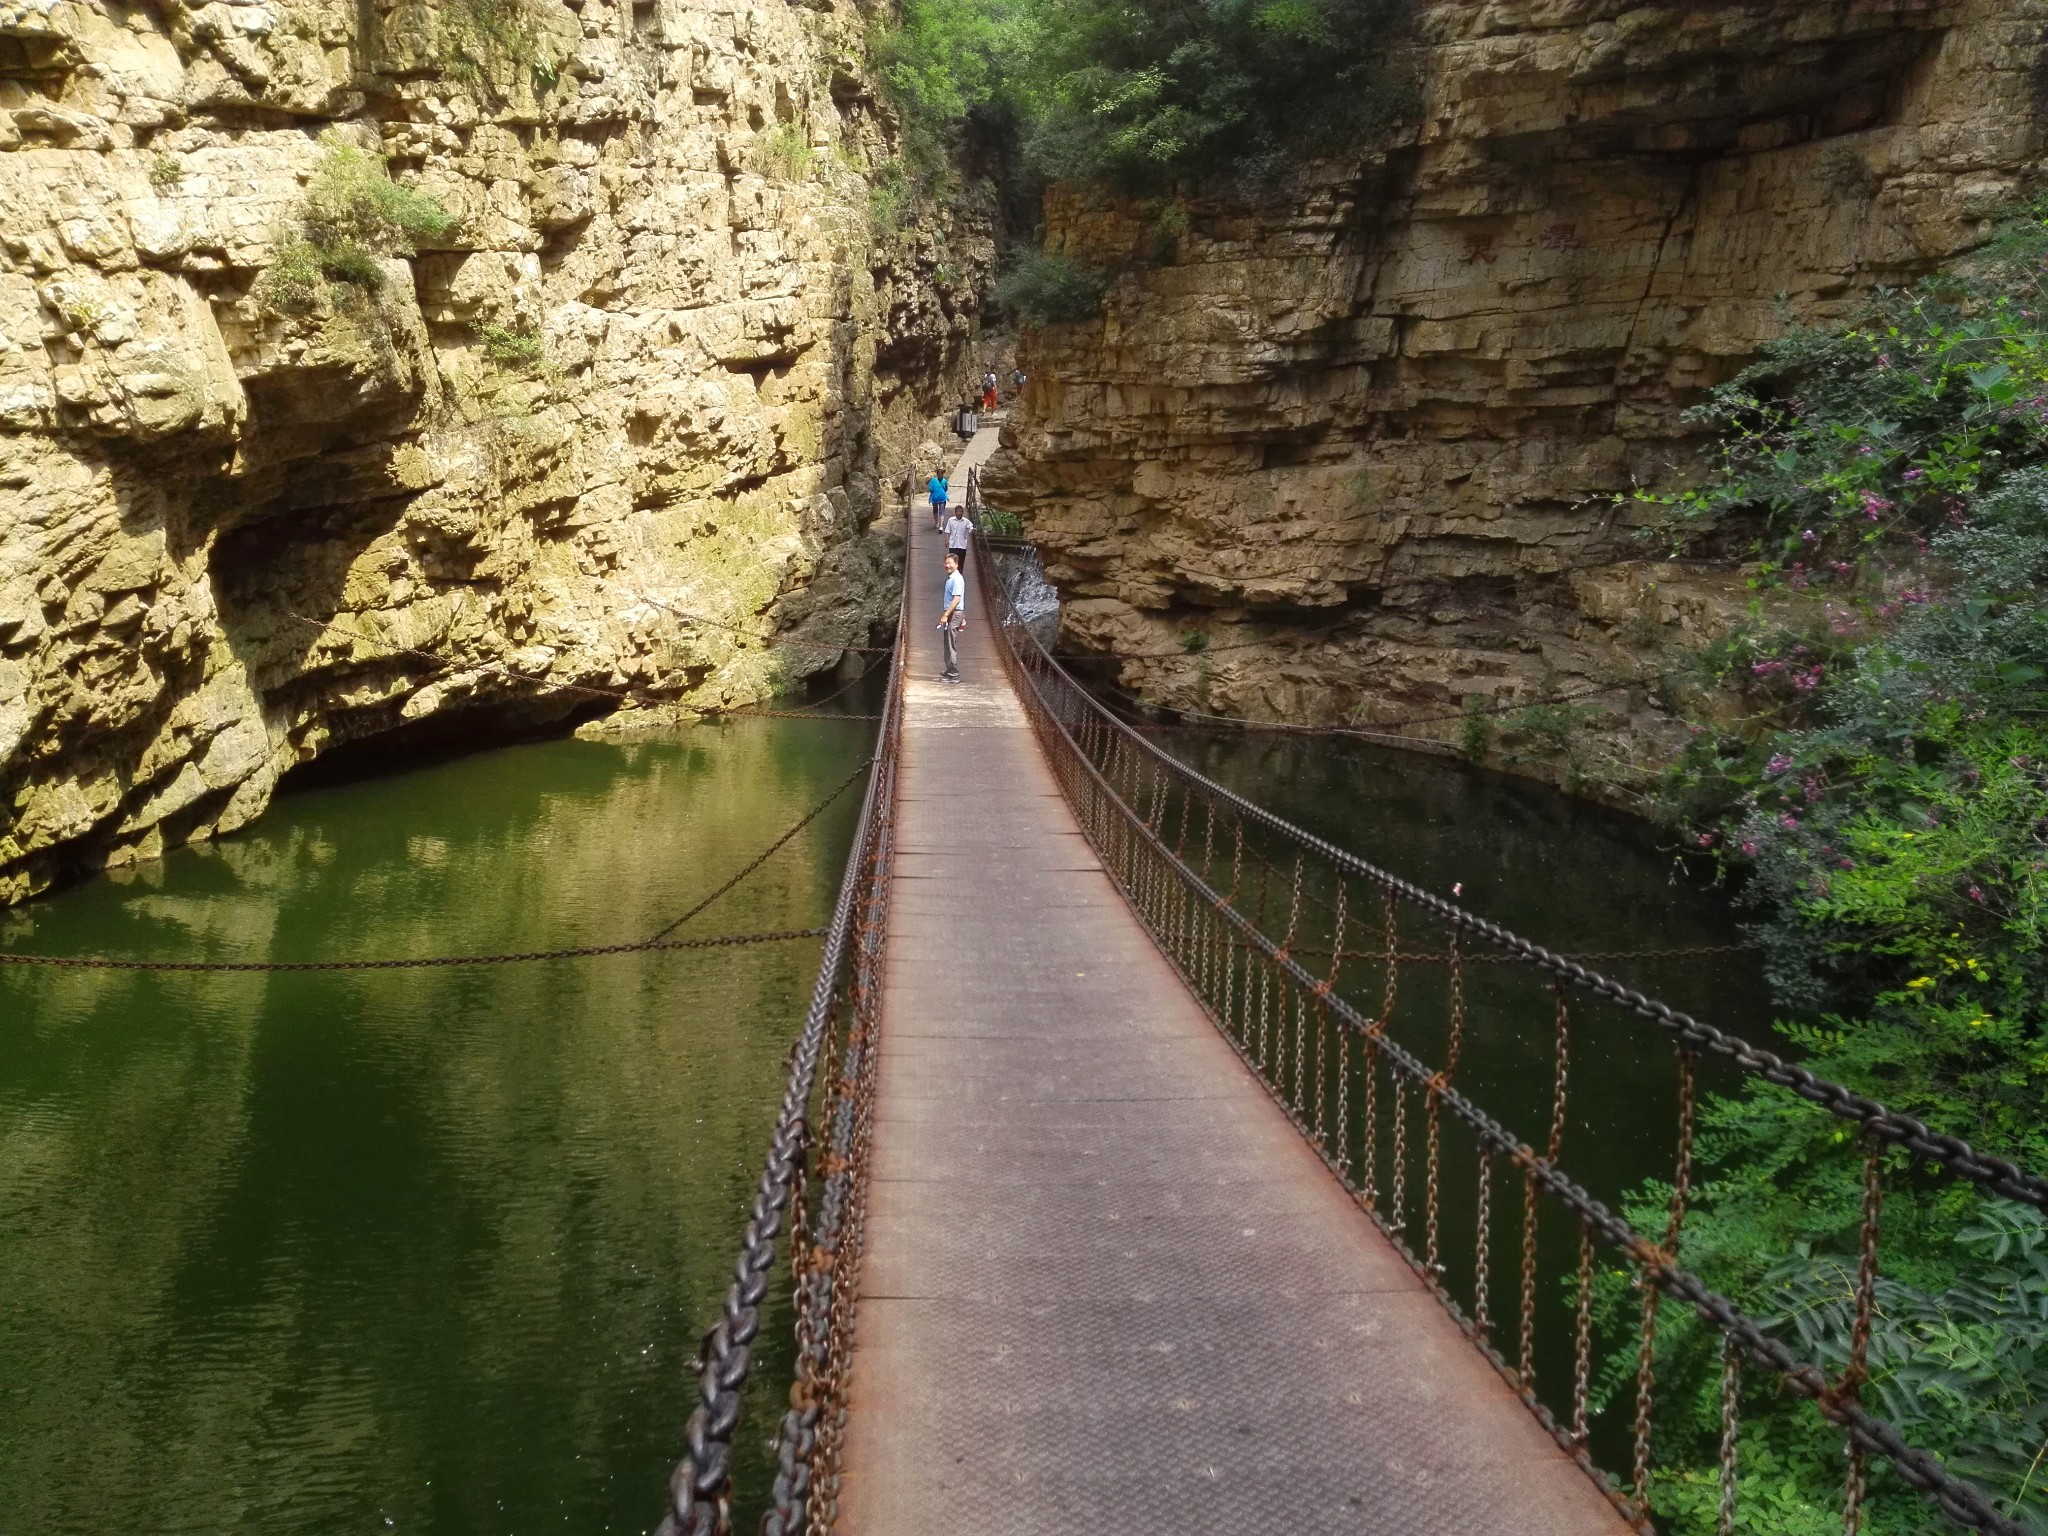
[1766,753,1793,775]
[1741,840,1758,855]
[1903,468,1925,482]
[1839,858,1855,869]
[1969,886,1985,903]
[1801,529,1818,544]
[1696,833,1713,848]
[1779,813,1801,830]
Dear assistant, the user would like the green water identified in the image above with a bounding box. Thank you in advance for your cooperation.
[1159,722,1777,1212]
[0,712,878,1536]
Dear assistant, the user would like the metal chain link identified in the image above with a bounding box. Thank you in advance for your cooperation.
[655,610,904,1536]
[1574,1221,1595,1451]
[1841,1144,1887,1536]
[1634,1049,1699,1514]
[1720,1333,1742,1536]
[1475,1151,1494,1344]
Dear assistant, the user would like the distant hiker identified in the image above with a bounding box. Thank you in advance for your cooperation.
[981,371,999,411]
[938,553,965,684]
[928,470,949,530]
[945,508,974,568]
[1010,367,1026,399]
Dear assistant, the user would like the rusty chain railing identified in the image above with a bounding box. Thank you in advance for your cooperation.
[975,534,2042,1536]
[655,602,903,1536]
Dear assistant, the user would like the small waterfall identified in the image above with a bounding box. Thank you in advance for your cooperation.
[990,545,1061,649]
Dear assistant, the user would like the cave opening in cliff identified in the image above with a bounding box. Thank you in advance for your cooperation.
[277,692,616,794]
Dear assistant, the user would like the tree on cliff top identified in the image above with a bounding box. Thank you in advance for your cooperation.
[876,0,1411,193]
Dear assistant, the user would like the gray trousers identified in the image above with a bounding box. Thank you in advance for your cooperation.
[940,622,961,679]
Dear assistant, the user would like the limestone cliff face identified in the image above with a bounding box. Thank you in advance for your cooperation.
[986,0,2046,800]
[0,0,990,901]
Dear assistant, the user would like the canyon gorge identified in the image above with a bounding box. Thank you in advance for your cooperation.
[6,0,2047,899]
[985,0,2048,802]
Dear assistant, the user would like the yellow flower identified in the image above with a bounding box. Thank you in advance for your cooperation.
[1906,976,1934,989]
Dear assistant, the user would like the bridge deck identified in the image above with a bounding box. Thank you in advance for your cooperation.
[836,434,1627,1534]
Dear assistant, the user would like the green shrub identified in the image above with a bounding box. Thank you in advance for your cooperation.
[318,243,385,289]
[992,250,1107,327]
[755,123,816,182]
[258,139,457,315]
[148,152,184,191]
[1456,695,1493,759]
[1149,198,1188,263]
[1632,204,2048,573]
[981,507,1023,536]
[256,238,327,312]
[304,137,459,258]
[439,0,561,91]
[867,158,914,237]
[477,321,547,372]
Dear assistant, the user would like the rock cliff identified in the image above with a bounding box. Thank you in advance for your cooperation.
[985,0,2047,801]
[0,0,990,901]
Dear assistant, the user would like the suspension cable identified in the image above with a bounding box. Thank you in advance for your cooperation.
[0,927,826,972]
[644,758,874,943]
[1,760,873,974]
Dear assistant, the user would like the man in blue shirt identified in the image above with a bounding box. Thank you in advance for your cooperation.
[938,554,965,683]
[928,472,949,530]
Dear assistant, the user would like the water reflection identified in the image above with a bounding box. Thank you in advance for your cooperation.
[0,716,877,1536]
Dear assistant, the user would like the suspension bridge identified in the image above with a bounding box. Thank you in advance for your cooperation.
[657,432,2048,1536]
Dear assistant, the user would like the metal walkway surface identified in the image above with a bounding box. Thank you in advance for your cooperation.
[833,434,1628,1535]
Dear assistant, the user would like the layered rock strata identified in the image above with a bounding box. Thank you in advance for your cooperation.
[986,0,2046,800]
[0,0,991,901]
